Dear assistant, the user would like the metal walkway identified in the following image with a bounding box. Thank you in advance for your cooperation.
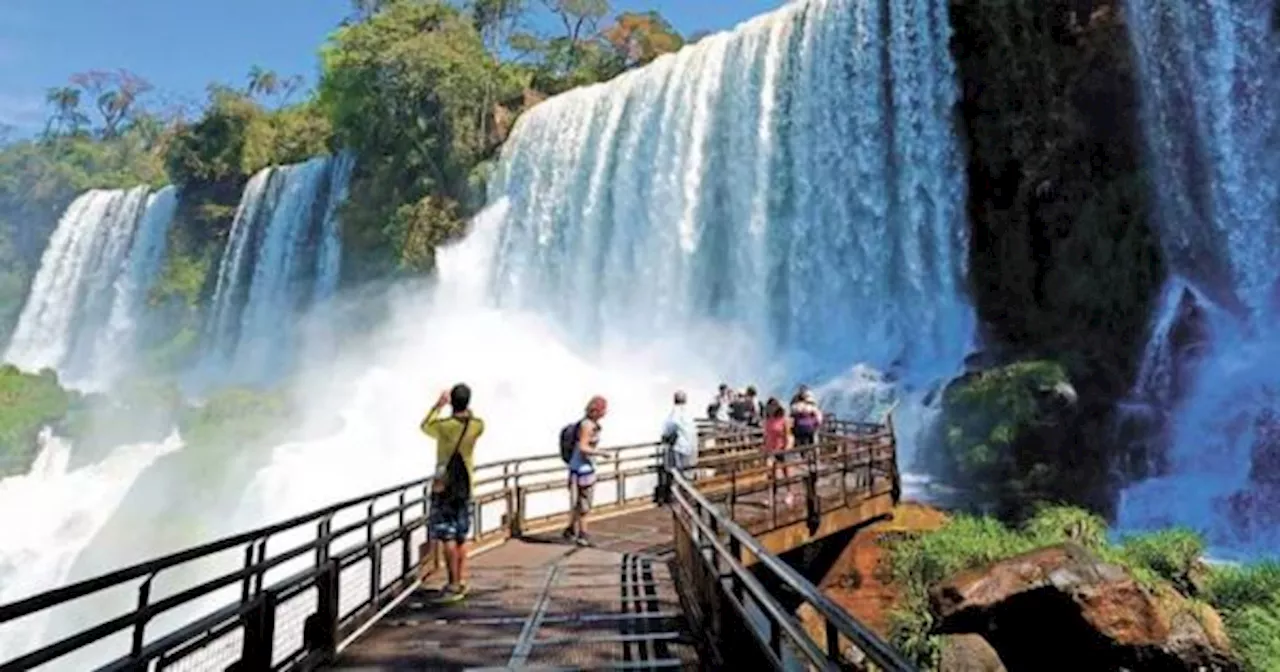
[0,420,915,672]
[333,508,697,670]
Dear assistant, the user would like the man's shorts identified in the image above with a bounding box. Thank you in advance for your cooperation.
[569,471,596,515]
[429,496,472,542]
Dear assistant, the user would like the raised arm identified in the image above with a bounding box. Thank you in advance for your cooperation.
[420,390,450,438]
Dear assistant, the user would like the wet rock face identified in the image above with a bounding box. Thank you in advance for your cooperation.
[1248,409,1280,488]
[929,544,1240,672]
[1165,287,1211,403]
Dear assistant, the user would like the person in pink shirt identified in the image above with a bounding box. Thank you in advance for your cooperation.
[762,397,797,507]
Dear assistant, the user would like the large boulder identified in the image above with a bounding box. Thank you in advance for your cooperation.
[928,543,1239,671]
[924,360,1080,518]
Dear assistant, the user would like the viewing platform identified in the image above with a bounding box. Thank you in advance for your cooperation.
[0,418,914,672]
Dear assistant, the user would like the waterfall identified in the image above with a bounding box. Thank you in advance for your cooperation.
[490,0,970,389]
[489,0,971,461]
[3,187,177,391]
[198,154,355,386]
[0,431,181,662]
[1118,0,1280,557]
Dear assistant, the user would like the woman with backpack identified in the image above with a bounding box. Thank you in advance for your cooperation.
[560,396,609,546]
[790,386,823,446]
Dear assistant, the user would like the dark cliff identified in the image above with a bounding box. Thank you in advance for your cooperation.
[945,0,1165,515]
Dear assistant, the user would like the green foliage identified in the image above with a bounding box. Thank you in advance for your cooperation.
[179,387,293,455]
[319,0,519,277]
[166,87,330,191]
[1204,563,1280,671]
[1114,528,1206,593]
[0,365,76,477]
[1021,503,1109,550]
[64,378,185,467]
[933,360,1073,516]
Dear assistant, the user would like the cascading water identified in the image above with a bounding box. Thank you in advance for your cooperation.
[3,187,177,391]
[198,154,355,387]
[1117,0,1280,557]
[490,0,971,459]
[0,430,181,662]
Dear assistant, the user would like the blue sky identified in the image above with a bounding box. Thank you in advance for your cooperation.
[0,0,785,135]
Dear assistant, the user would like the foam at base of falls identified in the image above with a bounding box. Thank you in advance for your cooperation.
[0,432,182,662]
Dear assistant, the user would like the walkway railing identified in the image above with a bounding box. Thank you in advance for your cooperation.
[671,468,913,671]
[0,420,910,672]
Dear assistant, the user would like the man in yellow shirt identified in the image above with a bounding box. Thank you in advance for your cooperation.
[420,383,485,603]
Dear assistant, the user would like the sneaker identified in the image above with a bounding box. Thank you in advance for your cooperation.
[430,583,468,605]
[574,534,593,547]
[561,527,575,542]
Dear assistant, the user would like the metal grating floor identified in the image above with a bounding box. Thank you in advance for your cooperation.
[330,508,699,671]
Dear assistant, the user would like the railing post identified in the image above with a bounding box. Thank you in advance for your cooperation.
[806,449,820,535]
[230,590,277,671]
[825,615,841,661]
[370,539,383,609]
[840,436,850,503]
[616,449,625,507]
[728,460,738,521]
[510,468,525,538]
[302,517,339,662]
[240,544,255,604]
[398,492,411,577]
[129,575,153,661]
[304,558,340,662]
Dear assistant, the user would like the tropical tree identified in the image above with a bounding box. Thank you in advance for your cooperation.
[68,70,153,138]
[320,0,521,275]
[603,11,684,68]
[470,0,526,52]
[540,0,609,62]
[43,86,87,137]
[246,66,281,99]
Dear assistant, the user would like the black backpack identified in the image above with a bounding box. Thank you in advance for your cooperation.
[559,422,580,464]
[439,417,473,503]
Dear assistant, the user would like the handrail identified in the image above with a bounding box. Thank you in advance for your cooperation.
[0,419,908,671]
[669,468,915,671]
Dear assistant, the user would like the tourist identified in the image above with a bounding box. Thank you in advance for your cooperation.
[790,386,823,446]
[707,383,732,421]
[728,389,752,424]
[744,386,763,427]
[662,390,699,473]
[563,395,608,546]
[763,397,796,507]
[420,383,486,604]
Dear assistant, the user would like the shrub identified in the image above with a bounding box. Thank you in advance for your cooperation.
[1204,562,1280,672]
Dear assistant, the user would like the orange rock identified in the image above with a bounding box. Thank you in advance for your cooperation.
[929,543,1240,671]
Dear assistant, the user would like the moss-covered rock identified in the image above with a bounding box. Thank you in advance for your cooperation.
[928,361,1078,517]
[0,365,77,477]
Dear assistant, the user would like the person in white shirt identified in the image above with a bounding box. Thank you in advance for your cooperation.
[662,390,699,472]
